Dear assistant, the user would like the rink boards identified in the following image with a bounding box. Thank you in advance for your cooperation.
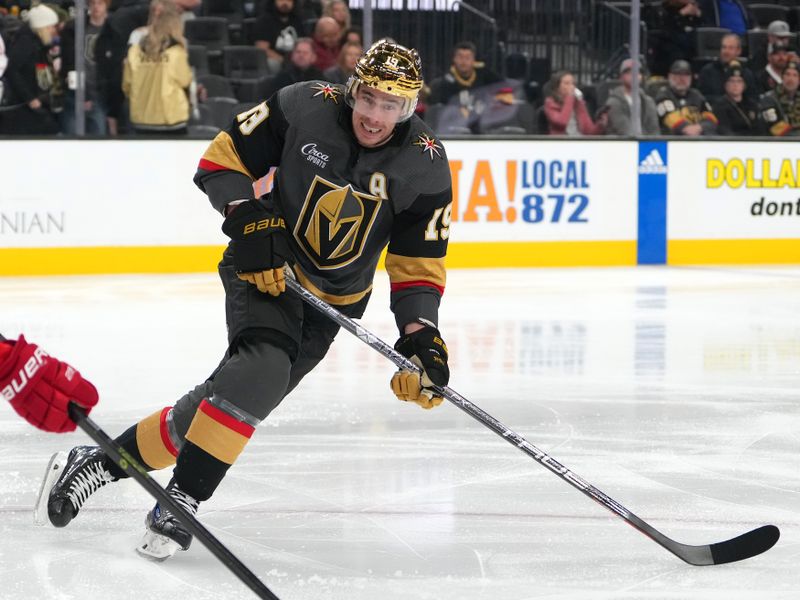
[0,138,798,275]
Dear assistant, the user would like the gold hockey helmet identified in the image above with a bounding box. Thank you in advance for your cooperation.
[345,39,424,122]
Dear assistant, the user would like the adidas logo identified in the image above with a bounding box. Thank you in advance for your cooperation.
[639,149,667,174]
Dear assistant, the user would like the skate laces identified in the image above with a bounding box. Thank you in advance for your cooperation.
[67,461,113,512]
[167,486,199,517]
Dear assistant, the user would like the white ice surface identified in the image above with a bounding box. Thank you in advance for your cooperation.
[1,266,798,599]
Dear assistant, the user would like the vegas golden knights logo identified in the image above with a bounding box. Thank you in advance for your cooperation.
[294,175,382,269]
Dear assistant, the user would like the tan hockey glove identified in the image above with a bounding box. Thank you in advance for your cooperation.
[390,326,449,410]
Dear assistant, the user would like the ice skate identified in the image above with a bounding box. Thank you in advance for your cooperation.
[136,480,199,561]
[34,445,115,527]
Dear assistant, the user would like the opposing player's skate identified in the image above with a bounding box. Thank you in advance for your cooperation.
[34,445,115,527]
[136,479,199,561]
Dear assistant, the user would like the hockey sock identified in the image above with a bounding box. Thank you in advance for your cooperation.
[175,399,256,501]
[106,408,180,479]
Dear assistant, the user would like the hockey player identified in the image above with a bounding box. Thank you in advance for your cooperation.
[0,335,98,433]
[655,59,718,135]
[759,60,800,137]
[37,39,452,560]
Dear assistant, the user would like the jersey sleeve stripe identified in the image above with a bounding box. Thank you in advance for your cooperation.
[663,113,686,130]
[770,121,792,136]
[390,280,445,295]
[385,252,446,290]
[200,131,255,179]
[198,158,230,172]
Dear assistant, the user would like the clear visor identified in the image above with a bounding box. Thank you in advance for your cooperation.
[345,79,417,123]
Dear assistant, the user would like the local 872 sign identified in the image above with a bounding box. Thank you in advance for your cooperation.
[443,140,638,243]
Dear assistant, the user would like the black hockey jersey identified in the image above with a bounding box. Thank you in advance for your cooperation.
[759,86,800,137]
[654,86,718,135]
[194,81,453,330]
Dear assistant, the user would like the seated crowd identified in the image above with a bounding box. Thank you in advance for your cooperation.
[0,0,798,137]
[639,0,800,136]
[423,26,799,137]
[0,0,362,135]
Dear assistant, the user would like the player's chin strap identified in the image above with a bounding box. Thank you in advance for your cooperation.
[284,276,779,566]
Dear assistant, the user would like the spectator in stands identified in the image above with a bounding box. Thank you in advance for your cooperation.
[655,59,718,135]
[756,40,792,95]
[648,0,703,77]
[253,0,305,75]
[322,0,350,35]
[765,20,793,48]
[178,0,203,18]
[750,20,793,73]
[699,0,752,35]
[261,36,323,97]
[543,70,606,136]
[428,41,501,105]
[0,18,8,79]
[122,0,193,134]
[95,0,198,136]
[604,58,660,136]
[0,13,11,132]
[94,1,149,136]
[323,40,361,84]
[342,27,362,47]
[0,4,61,135]
[711,60,760,135]
[311,15,340,71]
[58,0,110,135]
[759,60,800,136]
[475,83,536,134]
[697,33,758,101]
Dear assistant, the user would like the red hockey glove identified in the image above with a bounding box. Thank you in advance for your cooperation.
[0,335,98,433]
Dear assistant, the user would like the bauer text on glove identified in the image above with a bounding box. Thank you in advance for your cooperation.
[0,335,99,433]
[222,200,293,296]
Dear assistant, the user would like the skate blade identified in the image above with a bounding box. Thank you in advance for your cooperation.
[33,451,67,526]
[136,531,183,562]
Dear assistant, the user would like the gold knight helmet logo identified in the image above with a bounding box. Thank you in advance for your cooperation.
[295,176,383,269]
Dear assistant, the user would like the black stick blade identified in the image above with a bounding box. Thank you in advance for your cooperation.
[709,525,780,565]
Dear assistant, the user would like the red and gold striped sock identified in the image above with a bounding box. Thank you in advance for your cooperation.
[107,407,180,479]
[135,407,180,469]
[175,399,256,501]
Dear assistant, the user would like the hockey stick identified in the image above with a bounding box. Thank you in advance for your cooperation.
[285,277,780,566]
[67,403,281,600]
